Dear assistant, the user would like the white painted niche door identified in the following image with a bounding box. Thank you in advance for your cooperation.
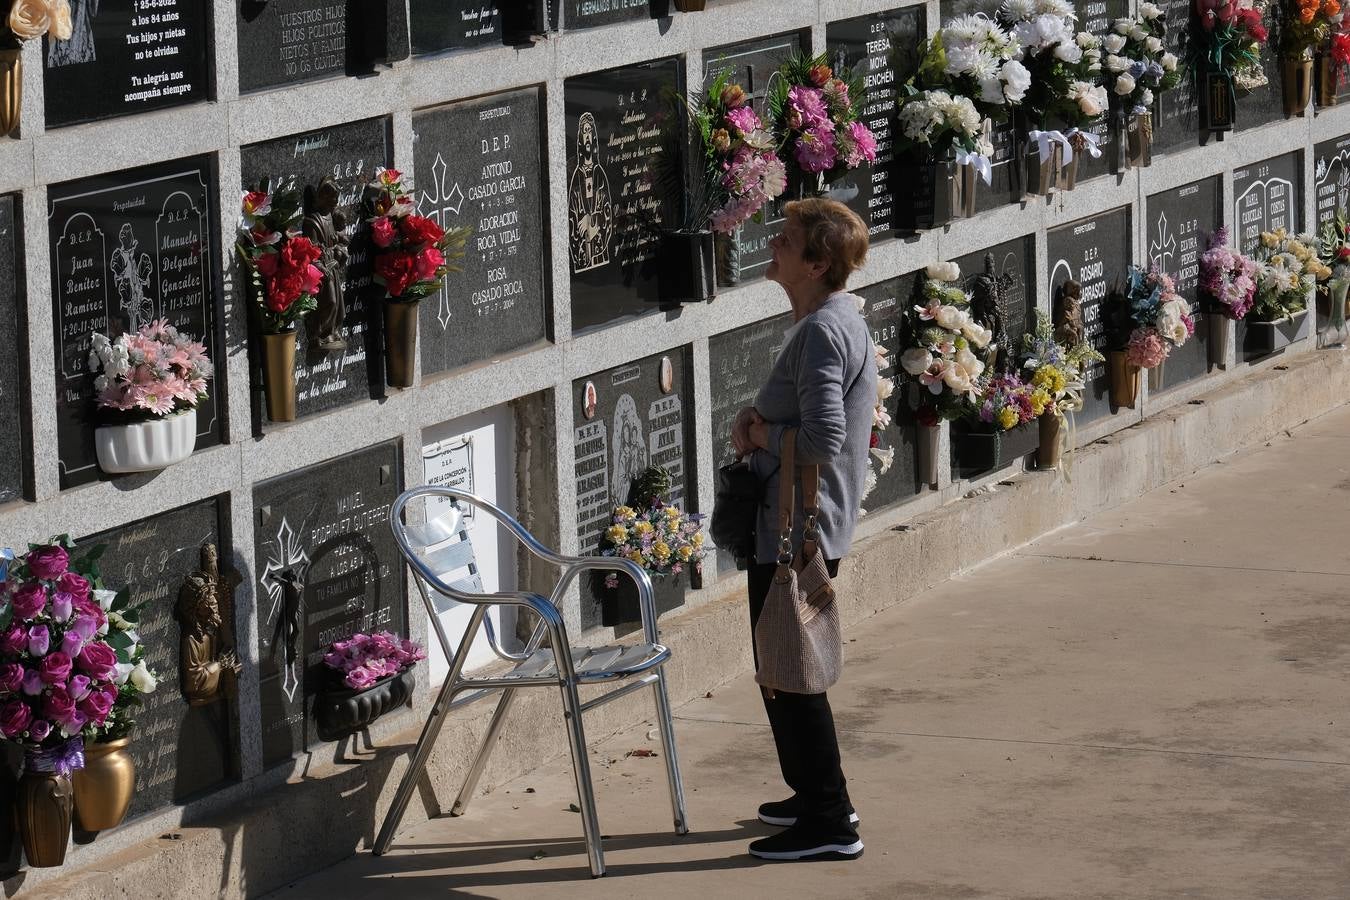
[421,404,519,681]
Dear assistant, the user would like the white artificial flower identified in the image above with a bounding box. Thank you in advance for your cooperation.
[1054,41,1083,63]
[1105,54,1129,72]
[1114,72,1136,95]
[130,660,158,693]
[1140,88,1154,106]
[1128,24,1148,41]
[1144,35,1162,53]
[901,348,934,376]
[1076,31,1100,48]
[871,445,896,474]
[1104,33,1127,53]
[981,74,1009,105]
[942,366,972,394]
[1001,59,1032,101]
[1040,0,1076,18]
[1140,2,1163,18]
[1112,17,1132,34]
[1161,51,1178,71]
[877,377,895,401]
[945,43,983,76]
[114,662,134,686]
[944,13,986,43]
[93,588,117,610]
[93,374,110,393]
[934,305,964,329]
[1001,0,1037,22]
[926,260,961,282]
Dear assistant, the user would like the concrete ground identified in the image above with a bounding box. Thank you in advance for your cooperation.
[270,404,1350,900]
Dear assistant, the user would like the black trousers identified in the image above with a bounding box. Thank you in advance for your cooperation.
[748,559,855,839]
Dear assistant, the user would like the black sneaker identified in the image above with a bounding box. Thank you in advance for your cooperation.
[748,824,864,861]
[757,796,860,828]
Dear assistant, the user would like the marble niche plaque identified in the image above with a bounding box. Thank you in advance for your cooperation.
[410,1,500,54]
[565,58,681,331]
[1313,133,1350,230]
[0,196,23,505]
[82,497,233,819]
[236,0,409,94]
[706,314,790,571]
[564,0,650,30]
[240,118,391,420]
[573,348,692,630]
[703,30,808,283]
[412,87,548,376]
[1047,206,1131,424]
[1155,0,1199,155]
[254,440,406,765]
[49,157,223,490]
[827,7,926,240]
[1233,151,1302,254]
[43,0,210,128]
[1072,0,1127,180]
[953,235,1038,354]
[1146,176,1222,387]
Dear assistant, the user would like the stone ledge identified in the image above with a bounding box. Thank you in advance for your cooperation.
[21,344,1350,900]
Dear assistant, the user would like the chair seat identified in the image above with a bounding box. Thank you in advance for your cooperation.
[504,642,671,684]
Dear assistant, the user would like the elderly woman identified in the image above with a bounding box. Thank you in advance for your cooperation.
[731,198,875,862]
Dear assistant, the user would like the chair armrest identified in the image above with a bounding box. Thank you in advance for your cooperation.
[552,556,659,647]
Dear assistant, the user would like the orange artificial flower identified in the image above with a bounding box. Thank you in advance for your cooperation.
[1299,6,1316,21]
[1323,0,1340,15]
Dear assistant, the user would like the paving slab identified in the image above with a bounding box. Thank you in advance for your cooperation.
[269,406,1350,900]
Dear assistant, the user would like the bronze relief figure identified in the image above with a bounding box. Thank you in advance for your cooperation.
[177,544,242,707]
[304,177,350,352]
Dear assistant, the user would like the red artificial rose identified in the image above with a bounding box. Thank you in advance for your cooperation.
[375,251,418,298]
[1333,32,1350,66]
[55,572,91,602]
[10,583,47,620]
[300,263,323,295]
[413,246,444,281]
[371,216,397,248]
[38,651,72,686]
[869,431,880,448]
[0,625,25,655]
[256,250,280,278]
[77,687,114,725]
[0,699,31,739]
[41,687,75,724]
[0,663,23,694]
[281,235,322,272]
[26,545,69,581]
[76,642,118,681]
[399,215,444,246]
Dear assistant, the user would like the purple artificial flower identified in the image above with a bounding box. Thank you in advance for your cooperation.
[27,625,49,657]
[787,85,830,130]
[794,126,838,173]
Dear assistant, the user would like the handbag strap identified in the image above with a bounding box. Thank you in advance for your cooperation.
[775,428,822,565]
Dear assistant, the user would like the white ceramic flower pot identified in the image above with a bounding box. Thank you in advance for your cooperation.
[94,409,197,474]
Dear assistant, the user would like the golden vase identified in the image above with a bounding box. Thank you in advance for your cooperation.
[1317,54,1340,106]
[383,299,419,389]
[1282,57,1313,117]
[1037,413,1062,469]
[72,739,135,832]
[16,770,73,868]
[261,329,298,422]
[1108,350,1140,410]
[0,48,19,137]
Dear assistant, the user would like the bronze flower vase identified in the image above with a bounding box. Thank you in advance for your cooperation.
[1317,54,1340,106]
[383,298,419,389]
[916,423,941,489]
[260,329,298,423]
[0,48,19,136]
[17,741,84,868]
[1108,350,1140,409]
[72,739,135,832]
[1282,57,1313,117]
[1037,413,1062,470]
[1126,111,1153,168]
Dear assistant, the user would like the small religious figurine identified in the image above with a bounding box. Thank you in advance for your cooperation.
[177,544,242,707]
[1054,279,1086,347]
[304,177,350,352]
[970,252,1015,372]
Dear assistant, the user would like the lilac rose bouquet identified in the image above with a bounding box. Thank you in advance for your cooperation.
[322,631,426,691]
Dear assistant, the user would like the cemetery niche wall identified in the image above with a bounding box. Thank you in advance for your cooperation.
[1146,176,1223,387]
[1314,133,1350,229]
[409,1,501,54]
[49,156,223,490]
[236,0,410,94]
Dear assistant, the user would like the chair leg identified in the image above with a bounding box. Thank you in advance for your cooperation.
[450,688,518,816]
[373,674,465,856]
[560,679,606,877]
[650,668,689,835]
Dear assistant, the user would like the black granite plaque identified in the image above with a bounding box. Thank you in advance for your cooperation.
[707,314,790,571]
[82,498,232,819]
[854,272,923,512]
[1233,151,1302,254]
[565,58,681,331]
[237,0,408,93]
[1313,133,1350,229]
[954,235,1037,353]
[49,157,222,490]
[703,30,808,283]
[412,88,548,376]
[573,348,692,629]
[1072,0,1127,180]
[0,196,22,505]
[410,1,500,54]
[1047,206,1131,423]
[827,7,926,240]
[254,440,406,764]
[1235,21,1286,131]
[240,118,391,420]
[42,0,210,128]
[1155,0,1199,154]
[1146,176,1221,388]
[565,0,650,30]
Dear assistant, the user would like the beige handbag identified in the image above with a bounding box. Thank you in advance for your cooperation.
[753,428,843,695]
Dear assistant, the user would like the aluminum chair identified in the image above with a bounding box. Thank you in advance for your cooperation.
[373,486,689,877]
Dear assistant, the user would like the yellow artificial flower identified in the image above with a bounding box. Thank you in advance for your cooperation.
[606,525,628,544]
[997,407,1019,430]
[653,541,671,561]
[1030,390,1050,417]
[634,521,654,536]
[677,545,694,562]
[614,505,637,523]
[691,532,704,548]
[663,506,682,519]
[626,549,645,565]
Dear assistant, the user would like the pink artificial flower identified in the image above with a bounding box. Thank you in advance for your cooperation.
[371,216,397,248]
[345,666,377,690]
[787,86,830,130]
[27,625,49,657]
[49,591,73,623]
[0,699,31,739]
[76,642,119,681]
[1126,327,1169,368]
[26,545,69,581]
[60,629,84,659]
[39,651,72,685]
[414,246,445,281]
[11,583,47,620]
[844,121,878,168]
[0,663,23,694]
[69,610,100,643]
[55,572,91,601]
[28,719,51,742]
[136,388,177,416]
[20,670,42,695]
[68,674,91,701]
[0,625,25,656]
[41,687,75,725]
[794,126,838,173]
[78,688,115,725]
[725,105,761,137]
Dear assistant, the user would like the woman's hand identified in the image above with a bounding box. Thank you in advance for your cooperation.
[731,407,766,457]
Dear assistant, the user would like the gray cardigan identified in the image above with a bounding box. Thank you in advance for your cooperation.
[748,292,877,564]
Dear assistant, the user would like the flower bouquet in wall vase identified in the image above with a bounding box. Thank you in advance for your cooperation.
[1101,4,1182,169]
[1020,311,1101,469]
[86,322,211,475]
[1109,266,1194,403]
[236,185,323,423]
[0,0,71,136]
[1245,228,1327,354]
[768,52,877,207]
[1279,0,1342,114]
[1317,214,1350,344]
[951,373,1045,476]
[1193,0,1269,135]
[71,554,156,832]
[315,631,425,741]
[896,14,1029,225]
[1317,28,1350,104]
[363,168,470,388]
[0,539,123,867]
[658,73,785,298]
[1198,226,1259,365]
[898,263,994,488]
[998,0,1107,194]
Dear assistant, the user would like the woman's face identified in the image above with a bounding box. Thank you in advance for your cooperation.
[766,215,815,287]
